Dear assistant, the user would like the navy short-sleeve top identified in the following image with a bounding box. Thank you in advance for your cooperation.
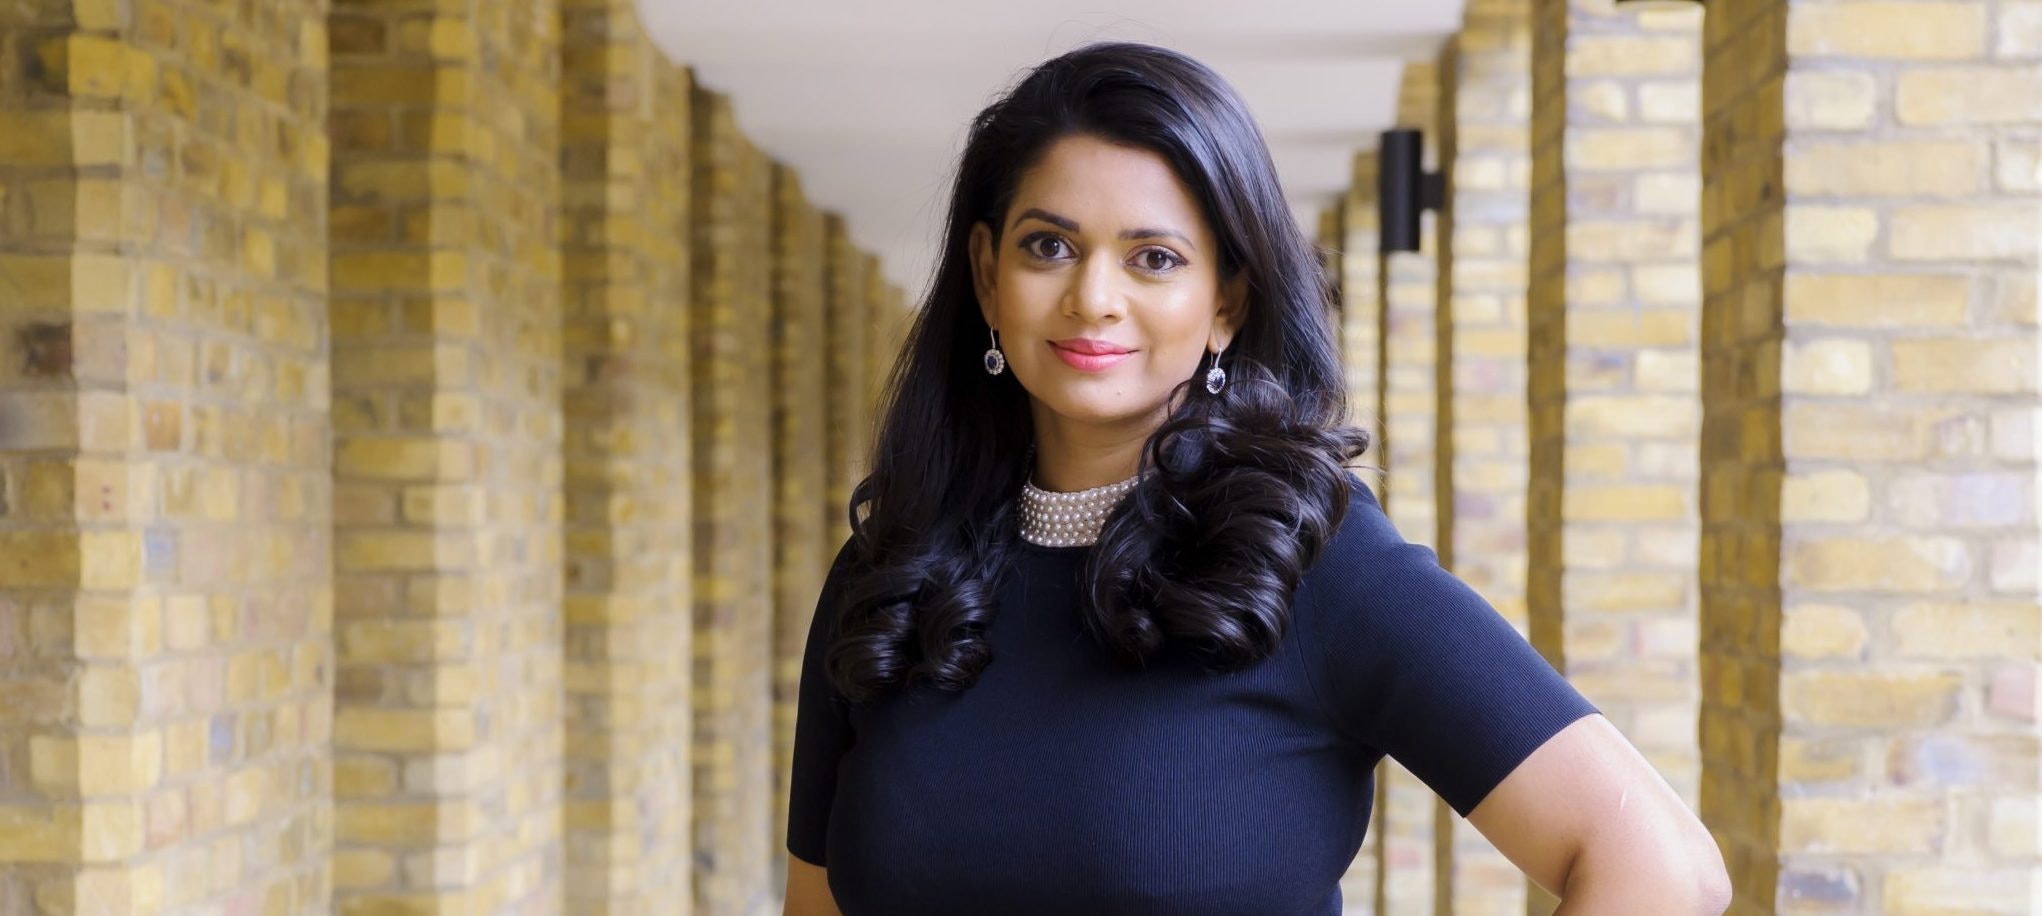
[786,475,1600,915]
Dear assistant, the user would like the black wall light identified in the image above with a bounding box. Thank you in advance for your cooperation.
[1377,128,1442,254]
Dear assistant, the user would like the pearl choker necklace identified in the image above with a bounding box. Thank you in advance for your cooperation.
[1018,469,1143,548]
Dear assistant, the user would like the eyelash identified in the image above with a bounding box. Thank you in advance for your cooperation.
[1019,232,1186,274]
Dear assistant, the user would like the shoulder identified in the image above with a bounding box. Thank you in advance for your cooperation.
[1297,470,1507,658]
[1302,471,1435,591]
[809,535,865,646]
[1295,472,1598,785]
[828,532,862,572]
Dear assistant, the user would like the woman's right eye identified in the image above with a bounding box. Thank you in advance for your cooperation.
[1023,234,1068,260]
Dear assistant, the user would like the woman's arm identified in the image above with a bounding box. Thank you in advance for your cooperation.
[1467,714,1732,915]
[783,856,843,916]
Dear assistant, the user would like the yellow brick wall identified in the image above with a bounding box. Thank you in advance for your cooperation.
[1522,9,1569,913]
[1528,4,1710,913]
[863,255,906,417]
[0,0,335,911]
[1440,3,1534,637]
[1328,151,1384,916]
[1325,2,2041,913]
[1526,0,1706,805]
[1376,58,1444,916]
[0,3,895,913]
[1435,2,1548,912]
[1695,0,1791,902]
[1318,211,1345,387]
[822,217,870,552]
[1702,1,2042,912]
[1385,74,1443,548]
[689,86,777,916]
[327,0,566,911]
[768,164,830,875]
[558,2,696,911]
[1318,205,1343,290]
[1340,151,1386,505]
[1429,39,1467,916]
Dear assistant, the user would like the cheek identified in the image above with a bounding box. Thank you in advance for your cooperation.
[1139,296,1218,365]
[993,275,1052,350]
[1001,268,1064,311]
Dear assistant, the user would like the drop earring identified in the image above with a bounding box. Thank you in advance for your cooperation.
[1204,348,1227,394]
[984,327,1006,375]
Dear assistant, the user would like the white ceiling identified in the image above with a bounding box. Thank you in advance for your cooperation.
[636,1,1466,303]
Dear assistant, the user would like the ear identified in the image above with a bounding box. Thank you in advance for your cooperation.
[968,220,998,332]
[1209,269,1248,353]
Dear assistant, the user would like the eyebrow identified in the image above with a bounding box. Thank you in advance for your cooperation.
[1010,207,1197,252]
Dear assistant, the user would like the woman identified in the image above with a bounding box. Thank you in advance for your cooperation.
[784,41,1729,916]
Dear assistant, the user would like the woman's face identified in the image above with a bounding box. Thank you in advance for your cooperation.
[969,134,1246,432]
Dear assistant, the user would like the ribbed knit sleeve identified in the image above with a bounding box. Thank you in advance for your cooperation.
[1299,478,1600,818]
[786,537,860,866]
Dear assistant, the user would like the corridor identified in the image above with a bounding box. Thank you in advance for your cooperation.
[0,0,2036,914]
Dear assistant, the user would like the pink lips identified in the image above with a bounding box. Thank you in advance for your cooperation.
[1049,338,1134,372]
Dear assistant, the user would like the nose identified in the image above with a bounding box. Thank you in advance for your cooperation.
[1061,250,1123,323]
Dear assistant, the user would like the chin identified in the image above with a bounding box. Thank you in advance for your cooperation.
[1034,390,1165,427]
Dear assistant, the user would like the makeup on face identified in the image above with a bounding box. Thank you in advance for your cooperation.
[1048,337,1134,372]
[974,135,1236,433]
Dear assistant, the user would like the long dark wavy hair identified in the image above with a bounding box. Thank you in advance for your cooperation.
[829,41,1373,704]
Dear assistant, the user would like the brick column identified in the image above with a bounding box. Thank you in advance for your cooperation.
[863,258,902,414]
[1435,1,1551,912]
[559,2,695,911]
[1374,59,1444,916]
[690,87,776,916]
[327,1,566,911]
[1526,0,1707,866]
[823,217,870,551]
[1318,206,1344,304]
[1701,1,2042,911]
[1317,207,1346,405]
[1340,152,1386,504]
[0,0,333,910]
[1441,0,1536,658]
[1331,151,1384,915]
[769,165,830,875]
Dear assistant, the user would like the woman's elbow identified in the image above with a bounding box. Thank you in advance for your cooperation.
[1687,829,1733,915]
[1683,867,1731,915]
[1562,821,1732,915]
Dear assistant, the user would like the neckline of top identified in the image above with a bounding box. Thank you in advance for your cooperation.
[1014,539,1093,558]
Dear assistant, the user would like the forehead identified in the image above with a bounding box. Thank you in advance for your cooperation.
[1009,135,1208,236]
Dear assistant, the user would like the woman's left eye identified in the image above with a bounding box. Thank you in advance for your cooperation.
[1135,248,1184,272]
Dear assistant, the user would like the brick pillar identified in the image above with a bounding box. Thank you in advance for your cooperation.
[1319,205,1344,295]
[1318,207,1346,402]
[1526,0,1706,904]
[1428,45,1464,916]
[880,280,909,408]
[1332,151,1383,916]
[863,257,901,413]
[1700,1,2042,911]
[768,166,830,876]
[822,216,870,550]
[1434,2,1550,912]
[1374,59,1443,916]
[0,1,334,911]
[689,87,775,916]
[327,1,565,911]
[558,3,695,911]
[1341,152,1386,504]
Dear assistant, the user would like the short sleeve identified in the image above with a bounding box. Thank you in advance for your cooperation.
[1300,477,1600,818]
[786,536,861,866]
